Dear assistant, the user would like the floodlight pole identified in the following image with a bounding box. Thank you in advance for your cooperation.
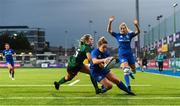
[135,0,140,57]
[173,3,178,73]
[65,30,68,56]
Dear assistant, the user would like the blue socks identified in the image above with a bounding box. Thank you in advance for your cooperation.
[124,73,130,87]
[117,81,130,93]
[124,67,130,87]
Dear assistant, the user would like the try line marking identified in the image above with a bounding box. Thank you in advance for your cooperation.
[68,79,80,86]
[0,96,179,100]
[0,84,152,87]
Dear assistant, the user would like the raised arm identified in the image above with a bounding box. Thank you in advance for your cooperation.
[133,19,140,35]
[107,16,115,35]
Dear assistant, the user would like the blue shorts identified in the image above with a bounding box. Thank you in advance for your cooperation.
[119,53,135,65]
[90,68,110,82]
[6,61,14,67]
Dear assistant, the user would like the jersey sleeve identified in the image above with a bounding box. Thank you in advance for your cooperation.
[11,49,15,54]
[2,50,5,56]
[129,31,136,39]
[111,32,118,39]
[85,45,92,53]
[106,50,110,57]
[91,49,98,59]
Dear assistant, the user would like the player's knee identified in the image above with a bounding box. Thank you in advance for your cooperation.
[9,66,13,70]
[123,67,130,74]
[131,69,136,74]
[11,66,14,70]
[121,63,128,68]
[107,84,113,89]
[65,75,74,81]
[104,83,113,90]
[112,79,120,85]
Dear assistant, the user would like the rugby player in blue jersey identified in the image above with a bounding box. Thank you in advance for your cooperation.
[90,37,135,95]
[107,16,140,91]
[2,43,16,80]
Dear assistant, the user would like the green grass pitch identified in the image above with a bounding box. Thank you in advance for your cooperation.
[0,68,180,105]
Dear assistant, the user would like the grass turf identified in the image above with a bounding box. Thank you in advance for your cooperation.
[0,68,180,105]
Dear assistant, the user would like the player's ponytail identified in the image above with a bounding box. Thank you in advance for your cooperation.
[80,34,92,45]
[97,37,108,47]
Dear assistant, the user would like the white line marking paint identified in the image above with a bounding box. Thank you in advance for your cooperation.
[0,96,180,100]
[144,71,180,78]
[0,105,178,106]
[0,84,152,87]
[68,79,80,86]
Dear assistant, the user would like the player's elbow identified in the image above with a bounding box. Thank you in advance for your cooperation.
[135,31,140,35]
[107,30,112,35]
[137,30,140,34]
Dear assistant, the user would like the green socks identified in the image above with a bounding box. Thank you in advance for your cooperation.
[58,77,68,84]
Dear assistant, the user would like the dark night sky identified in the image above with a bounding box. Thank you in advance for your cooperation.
[0,0,180,48]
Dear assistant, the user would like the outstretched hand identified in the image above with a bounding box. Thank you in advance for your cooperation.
[109,16,115,22]
[134,19,139,25]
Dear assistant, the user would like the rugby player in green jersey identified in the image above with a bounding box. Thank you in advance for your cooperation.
[54,34,101,94]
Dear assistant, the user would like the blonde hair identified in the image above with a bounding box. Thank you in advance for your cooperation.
[80,34,92,45]
[119,22,131,33]
[97,36,108,47]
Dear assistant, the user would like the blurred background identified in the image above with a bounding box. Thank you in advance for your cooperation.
[0,0,179,70]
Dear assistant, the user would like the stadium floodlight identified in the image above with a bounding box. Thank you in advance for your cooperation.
[148,24,151,27]
[157,15,163,20]
[156,15,163,40]
[89,20,93,24]
[29,52,32,56]
[172,3,178,73]
[173,3,178,7]
[20,52,25,56]
[13,33,17,37]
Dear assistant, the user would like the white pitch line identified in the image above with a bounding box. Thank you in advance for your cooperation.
[131,84,152,87]
[68,79,80,86]
[0,105,175,106]
[0,96,180,100]
[144,71,180,78]
[0,85,52,87]
[0,84,152,87]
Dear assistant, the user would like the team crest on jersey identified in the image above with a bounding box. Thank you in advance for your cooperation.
[126,35,130,39]
[5,51,11,55]
[98,55,101,58]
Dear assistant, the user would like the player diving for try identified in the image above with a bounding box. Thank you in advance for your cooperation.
[90,37,135,95]
[54,34,102,94]
[1,43,16,80]
[107,16,140,91]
